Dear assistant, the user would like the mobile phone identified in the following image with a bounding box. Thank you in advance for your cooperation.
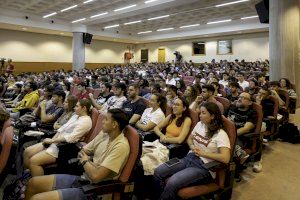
[165,158,180,168]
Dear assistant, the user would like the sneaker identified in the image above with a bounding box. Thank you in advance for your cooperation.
[253,160,262,173]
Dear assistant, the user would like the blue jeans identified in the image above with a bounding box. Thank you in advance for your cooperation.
[153,152,213,200]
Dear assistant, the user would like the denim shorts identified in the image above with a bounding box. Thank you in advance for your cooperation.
[54,175,87,200]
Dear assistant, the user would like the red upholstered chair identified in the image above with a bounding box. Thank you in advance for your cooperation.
[261,96,280,137]
[83,108,100,142]
[82,125,142,200]
[84,112,105,143]
[215,96,231,113]
[177,116,237,199]
[0,126,14,185]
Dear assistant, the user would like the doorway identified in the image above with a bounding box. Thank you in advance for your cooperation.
[141,49,149,63]
[158,48,166,62]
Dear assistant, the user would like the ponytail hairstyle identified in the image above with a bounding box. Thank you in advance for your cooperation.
[79,99,93,116]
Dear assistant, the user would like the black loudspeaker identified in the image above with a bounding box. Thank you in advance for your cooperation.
[255,0,269,23]
[83,33,93,44]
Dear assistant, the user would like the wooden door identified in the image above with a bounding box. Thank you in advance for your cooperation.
[158,48,165,62]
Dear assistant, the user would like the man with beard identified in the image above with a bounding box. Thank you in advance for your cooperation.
[226,92,262,172]
[122,83,147,125]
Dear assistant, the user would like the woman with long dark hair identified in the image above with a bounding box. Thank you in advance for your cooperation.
[279,78,297,99]
[153,96,191,144]
[154,102,231,200]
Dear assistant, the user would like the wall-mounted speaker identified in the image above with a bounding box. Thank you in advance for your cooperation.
[83,33,93,44]
[255,0,269,23]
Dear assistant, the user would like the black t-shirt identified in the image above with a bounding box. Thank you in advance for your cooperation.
[122,98,147,119]
[226,104,257,130]
[227,94,239,102]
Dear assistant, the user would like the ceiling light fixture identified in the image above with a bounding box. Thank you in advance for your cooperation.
[90,12,108,18]
[72,18,86,23]
[61,5,78,12]
[22,27,27,30]
[137,30,152,34]
[104,24,119,29]
[241,15,258,20]
[157,27,174,31]
[207,19,232,24]
[114,4,136,12]
[145,0,159,3]
[147,15,170,21]
[215,0,249,7]
[83,0,95,4]
[43,12,57,18]
[124,20,142,25]
[180,24,200,28]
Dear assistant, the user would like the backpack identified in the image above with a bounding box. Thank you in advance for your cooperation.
[278,123,300,144]
[3,171,31,200]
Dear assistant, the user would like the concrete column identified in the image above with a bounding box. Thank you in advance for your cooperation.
[72,32,85,71]
[269,0,300,87]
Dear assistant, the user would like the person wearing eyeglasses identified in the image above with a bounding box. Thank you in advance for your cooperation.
[225,92,262,173]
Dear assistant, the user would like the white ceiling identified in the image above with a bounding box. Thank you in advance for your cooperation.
[0,0,268,43]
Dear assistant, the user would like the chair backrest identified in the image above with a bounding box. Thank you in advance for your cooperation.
[215,116,237,188]
[252,103,263,135]
[2,119,12,133]
[189,109,199,132]
[85,112,105,143]
[83,108,99,143]
[0,126,13,173]
[119,125,141,183]
[215,96,231,113]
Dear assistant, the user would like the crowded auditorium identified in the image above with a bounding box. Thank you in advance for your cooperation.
[0,0,299,200]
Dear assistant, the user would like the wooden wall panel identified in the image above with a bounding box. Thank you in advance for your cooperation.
[12,62,123,74]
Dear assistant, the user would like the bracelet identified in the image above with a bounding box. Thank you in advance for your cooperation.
[81,160,89,166]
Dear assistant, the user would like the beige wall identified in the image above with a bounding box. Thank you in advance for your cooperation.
[134,32,269,63]
[0,29,130,63]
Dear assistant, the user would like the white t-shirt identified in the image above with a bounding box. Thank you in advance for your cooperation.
[100,96,127,113]
[190,121,230,178]
[219,80,228,88]
[140,107,165,126]
[238,80,249,90]
[166,78,176,86]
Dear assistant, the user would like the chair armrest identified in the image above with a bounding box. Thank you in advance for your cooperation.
[242,132,260,138]
[82,180,128,194]
[203,161,226,171]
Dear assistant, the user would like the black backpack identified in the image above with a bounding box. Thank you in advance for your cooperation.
[3,171,31,200]
[278,123,300,144]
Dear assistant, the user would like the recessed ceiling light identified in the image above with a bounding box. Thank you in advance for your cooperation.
[90,12,108,18]
[145,0,159,3]
[72,18,86,23]
[207,19,232,24]
[137,31,152,34]
[157,27,174,31]
[180,24,200,28]
[43,12,57,18]
[215,0,249,7]
[124,20,142,25]
[241,15,258,20]
[114,4,136,12]
[22,27,27,30]
[104,24,119,29]
[60,32,64,35]
[147,15,169,21]
[83,0,95,4]
[61,5,78,12]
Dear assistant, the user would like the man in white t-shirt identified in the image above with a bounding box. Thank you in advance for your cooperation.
[236,72,249,91]
[100,83,127,113]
